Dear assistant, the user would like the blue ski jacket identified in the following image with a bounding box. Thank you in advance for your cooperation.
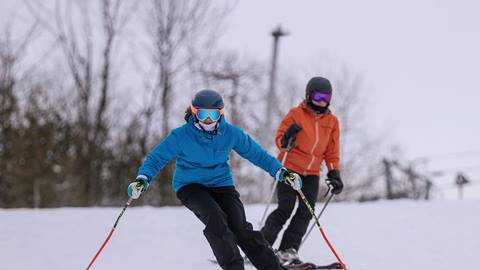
[137,116,282,192]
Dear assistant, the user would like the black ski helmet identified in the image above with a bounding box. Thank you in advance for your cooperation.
[192,89,224,109]
[305,76,332,100]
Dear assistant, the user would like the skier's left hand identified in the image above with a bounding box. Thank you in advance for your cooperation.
[280,123,302,149]
[326,170,343,194]
[276,168,302,191]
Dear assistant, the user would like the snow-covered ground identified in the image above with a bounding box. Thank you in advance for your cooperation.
[1,200,479,270]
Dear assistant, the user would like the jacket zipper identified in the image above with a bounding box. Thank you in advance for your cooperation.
[304,113,319,175]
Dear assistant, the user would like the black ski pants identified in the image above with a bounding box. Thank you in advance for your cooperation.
[176,184,284,270]
[261,174,319,251]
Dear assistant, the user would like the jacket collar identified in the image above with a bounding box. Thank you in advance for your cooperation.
[187,115,226,137]
[300,100,331,115]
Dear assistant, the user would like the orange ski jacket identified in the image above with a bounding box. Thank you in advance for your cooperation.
[276,101,340,176]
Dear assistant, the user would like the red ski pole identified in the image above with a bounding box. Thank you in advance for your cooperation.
[86,197,133,270]
[295,188,348,270]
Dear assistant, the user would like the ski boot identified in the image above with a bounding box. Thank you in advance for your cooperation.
[276,248,303,266]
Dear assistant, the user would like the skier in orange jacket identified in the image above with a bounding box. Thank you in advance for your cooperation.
[261,76,343,266]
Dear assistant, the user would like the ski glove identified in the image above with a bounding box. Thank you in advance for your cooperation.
[276,168,302,191]
[127,175,150,199]
[326,170,343,194]
[280,123,302,149]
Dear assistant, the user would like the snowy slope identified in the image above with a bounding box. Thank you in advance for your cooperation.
[1,200,479,270]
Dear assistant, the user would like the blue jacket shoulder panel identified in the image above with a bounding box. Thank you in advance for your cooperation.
[137,127,183,181]
[229,124,282,177]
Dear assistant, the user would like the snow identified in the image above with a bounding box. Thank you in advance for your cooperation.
[1,200,479,270]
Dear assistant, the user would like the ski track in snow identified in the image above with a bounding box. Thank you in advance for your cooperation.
[1,200,479,270]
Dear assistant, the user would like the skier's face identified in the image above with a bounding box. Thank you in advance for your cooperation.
[312,99,328,107]
[201,117,215,124]
[198,117,218,131]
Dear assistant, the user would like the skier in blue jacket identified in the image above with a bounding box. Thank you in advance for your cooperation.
[127,89,302,270]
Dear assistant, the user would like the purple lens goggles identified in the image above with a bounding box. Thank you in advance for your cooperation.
[311,91,332,103]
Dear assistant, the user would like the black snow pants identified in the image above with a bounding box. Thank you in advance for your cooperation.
[261,174,319,251]
[176,184,284,270]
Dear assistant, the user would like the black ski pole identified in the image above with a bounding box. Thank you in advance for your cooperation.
[258,138,294,227]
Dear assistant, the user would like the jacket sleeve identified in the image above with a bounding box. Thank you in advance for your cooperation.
[275,109,297,150]
[137,131,181,182]
[232,126,282,177]
[324,117,340,171]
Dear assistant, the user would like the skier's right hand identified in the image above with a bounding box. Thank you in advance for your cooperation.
[127,175,150,199]
[326,170,343,195]
[280,123,302,149]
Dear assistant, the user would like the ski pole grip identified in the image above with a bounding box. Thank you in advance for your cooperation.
[285,137,295,152]
[325,178,336,191]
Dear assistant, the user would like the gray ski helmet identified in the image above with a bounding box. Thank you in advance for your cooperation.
[305,77,332,100]
[192,89,224,108]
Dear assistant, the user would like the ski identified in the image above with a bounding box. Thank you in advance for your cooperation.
[209,258,343,270]
[284,262,344,270]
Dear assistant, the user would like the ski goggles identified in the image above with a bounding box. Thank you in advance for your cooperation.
[191,106,225,122]
[310,91,332,103]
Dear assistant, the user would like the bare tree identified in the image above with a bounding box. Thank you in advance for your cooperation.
[139,0,229,137]
[198,52,263,127]
[0,21,43,207]
[25,0,137,205]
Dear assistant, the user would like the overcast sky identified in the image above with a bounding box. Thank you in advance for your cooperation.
[216,0,480,192]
